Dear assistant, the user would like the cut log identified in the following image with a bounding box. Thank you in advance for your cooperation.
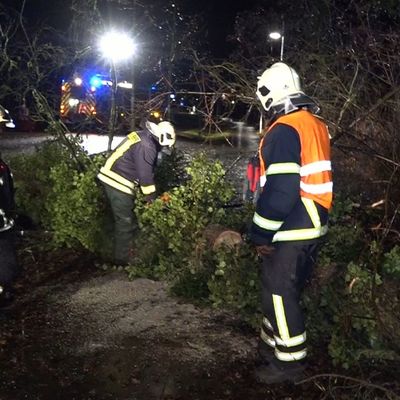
[203,224,243,250]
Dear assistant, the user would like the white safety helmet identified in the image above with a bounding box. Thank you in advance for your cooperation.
[146,120,176,147]
[256,62,304,112]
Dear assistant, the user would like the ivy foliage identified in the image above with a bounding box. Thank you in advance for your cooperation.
[47,152,109,255]
[10,141,66,226]
[382,245,400,279]
[129,153,236,290]
[10,143,400,370]
[207,243,261,326]
[304,199,400,368]
[10,140,110,256]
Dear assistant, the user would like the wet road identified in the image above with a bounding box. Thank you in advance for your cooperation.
[0,132,53,157]
[0,126,259,156]
[0,128,260,200]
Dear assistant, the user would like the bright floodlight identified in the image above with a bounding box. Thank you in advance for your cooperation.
[99,31,135,62]
[269,32,282,40]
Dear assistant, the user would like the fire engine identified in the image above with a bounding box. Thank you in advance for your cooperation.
[59,73,134,128]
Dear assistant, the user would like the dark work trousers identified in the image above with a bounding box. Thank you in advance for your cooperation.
[259,241,318,369]
[0,230,20,289]
[103,184,137,265]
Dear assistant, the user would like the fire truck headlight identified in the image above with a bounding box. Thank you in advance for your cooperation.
[68,98,79,107]
[74,77,83,86]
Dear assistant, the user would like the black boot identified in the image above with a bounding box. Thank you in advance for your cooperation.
[255,360,306,384]
[256,340,275,364]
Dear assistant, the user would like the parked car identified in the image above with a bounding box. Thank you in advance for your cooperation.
[0,105,15,132]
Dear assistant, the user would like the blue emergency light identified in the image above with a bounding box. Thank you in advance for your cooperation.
[90,75,103,88]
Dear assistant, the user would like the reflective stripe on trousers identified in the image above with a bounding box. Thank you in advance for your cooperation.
[259,242,318,365]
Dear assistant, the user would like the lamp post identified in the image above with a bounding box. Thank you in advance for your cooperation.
[99,31,136,150]
[268,31,284,61]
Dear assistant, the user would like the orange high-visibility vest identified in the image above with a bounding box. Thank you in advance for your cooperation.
[258,110,332,210]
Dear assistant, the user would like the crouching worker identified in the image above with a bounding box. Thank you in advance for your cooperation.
[0,156,21,309]
[97,120,176,266]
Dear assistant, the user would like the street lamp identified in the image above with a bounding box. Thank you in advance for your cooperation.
[268,31,284,61]
[99,31,136,63]
[99,31,136,150]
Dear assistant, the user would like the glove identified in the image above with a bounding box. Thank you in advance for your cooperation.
[255,244,275,256]
[144,192,157,204]
[159,192,171,204]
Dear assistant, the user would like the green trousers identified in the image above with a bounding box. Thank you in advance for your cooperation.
[103,184,137,265]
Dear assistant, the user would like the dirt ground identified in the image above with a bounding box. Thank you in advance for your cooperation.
[0,236,397,400]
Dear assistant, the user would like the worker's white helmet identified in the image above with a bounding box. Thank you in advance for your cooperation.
[256,62,304,112]
[146,120,176,147]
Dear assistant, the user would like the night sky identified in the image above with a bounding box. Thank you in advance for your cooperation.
[2,0,260,56]
[199,0,259,55]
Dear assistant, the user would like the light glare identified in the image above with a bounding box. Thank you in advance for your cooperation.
[117,81,133,89]
[269,32,282,40]
[99,31,135,62]
[68,98,79,107]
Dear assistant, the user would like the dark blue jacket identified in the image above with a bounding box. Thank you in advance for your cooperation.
[97,128,161,200]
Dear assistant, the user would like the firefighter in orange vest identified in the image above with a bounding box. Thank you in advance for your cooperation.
[250,62,333,384]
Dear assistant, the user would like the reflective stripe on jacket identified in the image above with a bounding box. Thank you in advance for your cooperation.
[259,110,332,209]
[251,109,332,245]
[97,129,159,196]
[0,208,14,232]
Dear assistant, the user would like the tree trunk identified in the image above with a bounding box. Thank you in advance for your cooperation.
[203,224,242,250]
